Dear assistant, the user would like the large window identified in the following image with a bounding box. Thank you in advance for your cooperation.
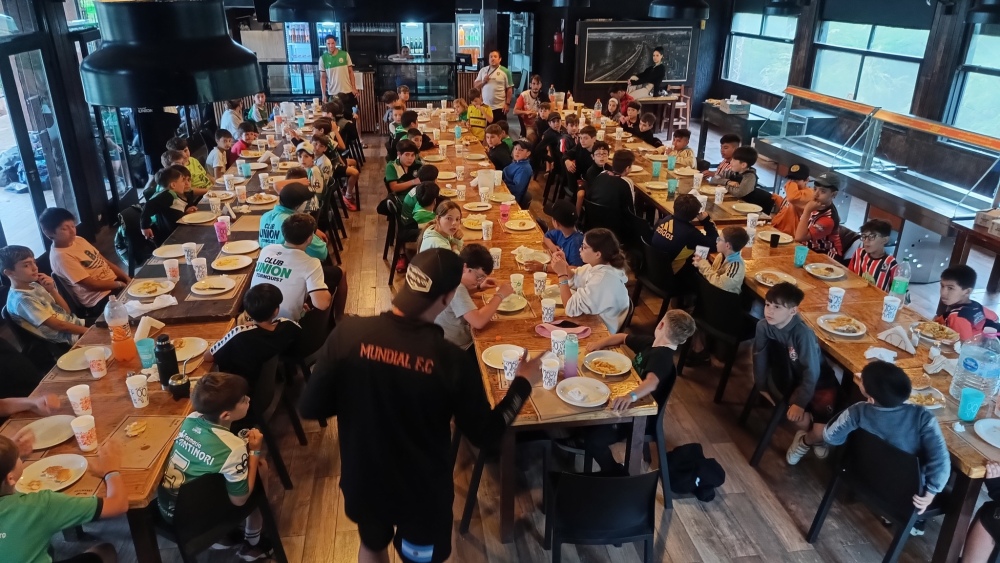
[951,24,1000,139]
[811,21,928,114]
[722,10,797,95]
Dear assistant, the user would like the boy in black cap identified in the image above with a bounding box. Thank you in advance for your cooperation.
[769,163,814,236]
[300,248,541,563]
[794,172,843,260]
[526,200,584,272]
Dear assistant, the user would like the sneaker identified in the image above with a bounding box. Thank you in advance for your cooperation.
[342,197,358,212]
[395,256,408,274]
[813,443,830,459]
[237,538,274,561]
[786,430,811,465]
[910,520,926,536]
[211,528,244,549]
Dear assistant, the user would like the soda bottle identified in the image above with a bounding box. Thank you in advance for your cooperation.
[564,334,579,377]
[566,91,574,110]
[548,84,556,102]
[154,334,179,390]
[890,257,911,301]
[105,296,138,363]
[593,99,602,120]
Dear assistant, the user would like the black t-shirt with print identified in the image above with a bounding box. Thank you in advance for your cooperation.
[210,319,301,388]
[625,334,677,407]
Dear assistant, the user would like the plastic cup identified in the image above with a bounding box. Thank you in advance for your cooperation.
[489,247,502,269]
[828,287,846,313]
[596,129,605,141]
[714,186,726,204]
[126,374,149,408]
[510,274,524,295]
[695,194,708,212]
[502,349,521,381]
[747,213,760,230]
[959,388,986,422]
[67,384,92,416]
[163,259,180,283]
[238,160,251,178]
[456,165,465,181]
[542,358,560,390]
[541,298,556,323]
[551,329,567,358]
[219,215,231,236]
[794,245,809,268]
[224,174,235,191]
[882,296,902,322]
[667,155,677,170]
[235,185,247,204]
[257,173,269,189]
[693,172,704,190]
[479,187,490,203]
[182,242,198,264]
[651,161,661,178]
[71,415,98,452]
[191,257,208,281]
[266,134,275,146]
[481,220,494,241]
[270,156,280,169]
[457,184,466,200]
[85,347,108,379]
[770,233,780,248]
[297,116,306,128]
[694,245,710,259]
[438,145,446,157]
[667,178,679,196]
[136,338,156,369]
[208,194,222,215]
[534,272,547,295]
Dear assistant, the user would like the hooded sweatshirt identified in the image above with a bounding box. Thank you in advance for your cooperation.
[565,263,630,333]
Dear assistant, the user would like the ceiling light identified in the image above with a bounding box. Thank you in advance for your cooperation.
[763,0,806,16]
[648,0,710,20]
[552,0,590,6]
[269,0,350,22]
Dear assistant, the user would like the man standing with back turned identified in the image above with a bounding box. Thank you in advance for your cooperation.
[300,248,541,563]
[319,35,358,106]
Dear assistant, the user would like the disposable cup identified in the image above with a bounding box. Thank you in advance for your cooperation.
[693,172,704,190]
[208,195,221,215]
[542,359,560,390]
[136,338,156,369]
[489,247,502,270]
[502,349,521,381]
[667,155,677,170]
[533,272,547,295]
[182,242,198,264]
[456,165,465,181]
[510,274,524,295]
[828,287,846,312]
[163,259,180,283]
[191,257,208,281]
[457,185,466,200]
[67,384,92,416]
[714,186,726,204]
[694,245,710,259]
[85,347,107,379]
[479,187,490,203]
[959,388,986,422]
[551,329,567,358]
[882,296,902,322]
[71,415,98,452]
[794,245,808,267]
[695,195,708,212]
[126,374,149,408]
[481,220,494,241]
[235,185,248,204]
[541,298,556,323]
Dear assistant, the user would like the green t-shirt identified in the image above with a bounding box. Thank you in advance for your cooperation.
[158,413,251,522]
[0,490,99,563]
[502,137,514,152]
[385,159,419,183]
[259,204,328,260]
[320,49,354,95]
[187,158,212,189]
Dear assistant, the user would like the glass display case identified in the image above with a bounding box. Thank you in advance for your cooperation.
[259,63,319,98]
[375,60,456,101]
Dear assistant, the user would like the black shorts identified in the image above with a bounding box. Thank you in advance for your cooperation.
[978,501,1000,539]
[55,554,103,563]
[351,506,452,563]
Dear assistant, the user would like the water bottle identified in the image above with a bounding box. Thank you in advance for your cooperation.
[593,99,602,120]
[566,91,574,110]
[548,84,556,103]
[105,296,138,363]
[455,124,462,140]
[950,329,1000,406]
[890,257,911,301]
[564,334,579,378]
[154,334,179,390]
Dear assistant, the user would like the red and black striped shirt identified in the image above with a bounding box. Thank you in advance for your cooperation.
[848,248,898,292]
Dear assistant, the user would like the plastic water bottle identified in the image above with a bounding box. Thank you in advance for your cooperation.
[890,257,911,301]
[593,99,602,120]
[950,328,1000,403]
[564,334,579,378]
[105,296,138,363]
[548,84,556,103]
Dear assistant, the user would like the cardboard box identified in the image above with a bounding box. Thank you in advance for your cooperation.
[990,218,1000,237]
[721,99,750,115]
[976,208,1000,228]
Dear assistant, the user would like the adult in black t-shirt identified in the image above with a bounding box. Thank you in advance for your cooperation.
[299,249,541,563]
[580,150,636,228]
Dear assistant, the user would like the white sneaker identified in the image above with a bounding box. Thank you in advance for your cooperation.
[786,430,811,465]
[813,443,830,459]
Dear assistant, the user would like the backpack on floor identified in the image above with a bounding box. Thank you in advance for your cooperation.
[667,443,726,502]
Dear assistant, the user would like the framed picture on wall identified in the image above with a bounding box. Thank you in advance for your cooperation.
[581,25,693,85]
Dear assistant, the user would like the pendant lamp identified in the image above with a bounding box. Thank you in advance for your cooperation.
[648,0,710,20]
[552,0,590,7]
[968,0,1000,23]
[81,0,261,107]
[763,0,806,16]
[269,0,350,22]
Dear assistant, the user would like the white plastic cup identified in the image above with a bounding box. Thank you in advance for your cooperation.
[431,128,440,141]
[456,165,465,181]
[596,129,606,141]
[695,194,708,212]
[489,247,502,270]
[266,134,275,146]
[714,186,726,204]
[258,172,269,190]
[828,287,846,313]
[224,174,235,191]
[510,274,524,295]
[882,296,902,322]
[457,184,466,200]
[70,415,98,453]
[208,194,222,215]
[693,172,704,190]
[694,245,710,259]
[67,384,92,416]
[236,159,247,177]
[270,156,280,169]
[481,220,494,241]
[551,329,568,358]
[182,242,198,264]
[542,358,560,390]
[85,347,108,379]
[747,213,760,230]
[126,374,150,408]
[191,257,208,281]
[494,170,503,186]
[533,272,547,295]
[163,259,180,283]
[502,349,521,381]
[541,298,556,323]
[235,185,248,204]
[479,187,490,203]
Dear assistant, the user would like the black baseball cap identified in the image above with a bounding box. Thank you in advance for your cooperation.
[813,172,841,191]
[545,200,578,228]
[785,163,810,180]
[392,249,464,317]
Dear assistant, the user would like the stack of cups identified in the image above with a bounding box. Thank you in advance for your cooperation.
[502,349,521,381]
[541,358,560,390]
[551,329,567,359]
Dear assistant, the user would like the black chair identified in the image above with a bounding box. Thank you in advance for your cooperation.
[543,470,660,562]
[280,305,332,428]
[630,236,678,320]
[248,357,307,490]
[807,430,948,563]
[619,297,635,333]
[543,162,568,206]
[739,340,800,467]
[384,198,420,285]
[677,276,757,403]
[51,274,103,322]
[622,212,653,272]
[151,473,288,563]
[741,187,775,214]
[1,305,67,372]
[582,199,623,237]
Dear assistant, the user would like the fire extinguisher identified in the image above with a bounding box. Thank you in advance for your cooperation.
[553,31,563,54]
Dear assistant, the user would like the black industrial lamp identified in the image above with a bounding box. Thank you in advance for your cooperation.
[81,0,262,107]
[763,0,809,16]
[269,0,350,22]
[968,0,1000,23]
[552,0,590,6]
[648,0,710,20]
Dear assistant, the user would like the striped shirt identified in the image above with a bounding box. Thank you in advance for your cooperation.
[848,248,897,292]
[806,207,843,259]
[696,252,745,294]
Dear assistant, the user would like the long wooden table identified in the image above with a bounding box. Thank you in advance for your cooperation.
[951,219,1000,293]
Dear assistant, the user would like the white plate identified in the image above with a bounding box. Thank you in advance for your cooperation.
[212,255,252,271]
[465,153,486,161]
[191,275,237,296]
[423,155,446,163]
[417,116,431,123]
[246,193,278,205]
[437,140,455,147]
[732,202,763,214]
[16,454,88,493]
[222,240,260,254]
[462,218,484,230]
[643,181,668,190]
[152,244,185,258]
[240,151,264,159]
[699,185,717,196]
[439,189,458,198]
[497,294,528,313]
[505,219,535,231]
[976,419,1000,449]
[756,230,793,244]
[583,350,631,377]
[482,344,524,369]
[128,279,175,298]
[490,192,515,203]
[438,172,457,180]
[754,270,796,287]
[57,346,111,371]
[645,154,669,162]
[276,161,298,171]
[172,337,208,362]
[817,314,868,337]
[541,285,564,304]
[907,387,946,410]
[207,189,237,199]
[177,211,218,224]
[556,378,611,408]
[515,250,550,265]
[629,165,645,174]
[673,167,697,177]
[22,415,76,450]
[464,202,492,212]
[249,163,268,170]
[805,263,845,280]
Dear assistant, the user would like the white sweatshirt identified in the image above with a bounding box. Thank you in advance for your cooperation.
[565,263,630,333]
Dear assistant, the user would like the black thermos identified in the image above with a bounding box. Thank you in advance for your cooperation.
[154,334,179,390]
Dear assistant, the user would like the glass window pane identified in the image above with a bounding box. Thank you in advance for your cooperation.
[870,26,929,57]
[855,57,920,113]
[0,0,35,36]
[762,15,797,41]
[967,24,1000,70]
[953,73,1000,139]
[724,35,793,95]
[811,48,862,100]
[817,21,872,49]
[732,12,763,35]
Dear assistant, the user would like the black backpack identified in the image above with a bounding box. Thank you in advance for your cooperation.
[667,443,726,502]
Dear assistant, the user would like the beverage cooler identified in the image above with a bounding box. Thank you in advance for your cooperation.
[282,22,341,95]
[400,23,424,57]
[284,22,312,63]
[316,22,342,50]
[456,13,482,65]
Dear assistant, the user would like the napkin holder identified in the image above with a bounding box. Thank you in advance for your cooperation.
[134,316,165,341]
[864,346,897,363]
[877,326,916,354]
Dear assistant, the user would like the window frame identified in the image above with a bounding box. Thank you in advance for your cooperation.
[721,8,797,95]
[946,24,1000,144]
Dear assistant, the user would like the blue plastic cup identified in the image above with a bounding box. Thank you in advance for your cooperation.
[651,161,662,178]
[793,245,808,267]
[667,155,677,170]
[239,162,252,177]
[667,178,679,195]
[959,388,986,422]
[296,116,305,128]
[136,338,156,369]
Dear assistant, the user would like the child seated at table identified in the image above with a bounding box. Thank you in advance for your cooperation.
[535,112,564,171]
[564,125,596,182]
[632,113,664,149]
[619,101,641,132]
[230,121,259,162]
[0,245,86,345]
[581,149,636,218]
[408,182,440,225]
[848,219,898,293]
[208,128,234,179]
[419,201,464,254]
[247,91,270,125]
[604,96,622,122]
[484,124,512,170]
[251,213,331,321]
[161,150,209,198]
[693,225,749,294]
[706,133,741,182]
[296,141,324,213]
[768,163,814,236]
[502,139,534,208]
[385,139,422,196]
[311,133,335,186]
[140,166,198,243]
[526,199,583,271]
[535,102,553,141]
[652,193,719,274]
[713,146,758,199]
[795,172,843,260]
[664,128,696,168]
[158,372,273,560]
[434,244,516,352]
[562,114,580,154]
[550,228,630,333]
[407,127,436,152]
[386,110,418,161]
[935,264,1000,340]
[453,97,469,122]
[259,182,330,260]
[751,283,846,463]
[584,141,613,186]
[466,87,494,141]
[498,120,514,152]
[167,136,213,190]
[42,207,131,315]
[204,283,302,389]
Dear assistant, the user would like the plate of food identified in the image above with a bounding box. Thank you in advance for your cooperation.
[805,263,845,280]
[756,230,793,244]
[645,154,669,162]
[438,172,457,181]
[16,454,88,494]
[191,275,237,296]
[732,202,763,214]
[439,188,458,198]
[464,153,487,161]
[437,140,454,147]
[423,155,446,163]
[276,161,298,171]
[212,255,252,271]
[583,351,631,377]
[463,202,492,212]
[556,378,611,408]
[240,150,263,159]
[673,167,697,177]
[490,192,515,203]
[128,279,175,298]
[222,240,260,254]
[172,337,208,362]
[911,321,960,344]
[699,185,718,196]
[207,188,237,198]
[541,285,564,304]
[515,249,550,265]
[975,419,1000,449]
[907,387,945,410]
[152,244,185,259]
[505,219,535,231]
[177,211,218,224]
[482,344,524,369]
[909,371,933,390]
[246,193,278,205]
[817,314,867,337]
[629,165,646,174]
[643,182,668,190]
[462,215,486,230]
[754,270,796,287]
[21,415,76,450]
[57,346,111,372]
[496,294,528,313]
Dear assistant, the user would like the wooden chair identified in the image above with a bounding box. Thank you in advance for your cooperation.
[661,85,690,131]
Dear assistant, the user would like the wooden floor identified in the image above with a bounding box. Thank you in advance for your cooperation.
[52,133,998,563]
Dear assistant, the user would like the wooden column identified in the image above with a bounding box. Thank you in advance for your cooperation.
[786,0,820,89]
[911,0,972,121]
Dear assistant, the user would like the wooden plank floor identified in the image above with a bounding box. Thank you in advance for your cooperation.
[52,136,990,563]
